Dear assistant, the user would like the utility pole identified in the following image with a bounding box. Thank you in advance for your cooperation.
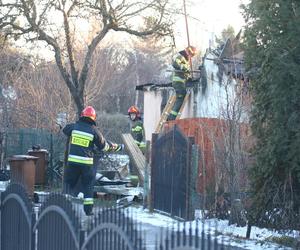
[183,0,193,79]
[134,50,140,107]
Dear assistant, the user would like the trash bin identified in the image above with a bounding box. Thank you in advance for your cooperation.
[28,149,48,185]
[8,155,38,197]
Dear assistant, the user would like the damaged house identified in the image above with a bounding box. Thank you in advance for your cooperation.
[136,32,252,219]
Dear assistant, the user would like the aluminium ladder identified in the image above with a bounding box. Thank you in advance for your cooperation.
[155,89,191,133]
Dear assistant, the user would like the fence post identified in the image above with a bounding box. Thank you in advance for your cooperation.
[3,131,7,168]
[20,130,24,154]
[143,140,150,209]
[0,131,4,169]
[31,211,36,250]
[186,136,195,220]
[0,191,2,250]
[79,229,85,249]
[191,144,200,220]
[150,133,158,212]
[49,133,54,185]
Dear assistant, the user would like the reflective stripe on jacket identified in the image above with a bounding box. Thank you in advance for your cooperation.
[68,154,93,165]
[70,130,94,148]
[131,120,144,143]
[63,118,106,167]
[172,52,190,83]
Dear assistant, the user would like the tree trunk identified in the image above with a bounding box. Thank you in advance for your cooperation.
[72,92,85,117]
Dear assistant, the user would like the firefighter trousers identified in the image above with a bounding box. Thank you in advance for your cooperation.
[167,81,187,121]
[63,163,95,215]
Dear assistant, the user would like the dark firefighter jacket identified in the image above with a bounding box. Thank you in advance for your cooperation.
[131,119,144,143]
[172,50,191,83]
[63,117,114,167]
[131,119,145,149]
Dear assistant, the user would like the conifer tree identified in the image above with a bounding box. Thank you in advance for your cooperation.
[243,0,300,229]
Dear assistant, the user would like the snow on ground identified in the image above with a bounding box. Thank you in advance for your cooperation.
[1,180,297,249]
[126,206,297,250]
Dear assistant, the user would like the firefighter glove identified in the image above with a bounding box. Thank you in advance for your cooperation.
[111,143,124,152]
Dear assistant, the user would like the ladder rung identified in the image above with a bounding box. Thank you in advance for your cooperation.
[155,94,178,132]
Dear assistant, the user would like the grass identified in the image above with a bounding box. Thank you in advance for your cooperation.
[266,235,299,248]
[215,230,299,248]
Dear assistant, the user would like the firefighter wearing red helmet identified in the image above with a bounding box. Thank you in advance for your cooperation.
[128,106,145,151]
[81,106,96,121]
[63,106,124,215]
[167,46,197,121]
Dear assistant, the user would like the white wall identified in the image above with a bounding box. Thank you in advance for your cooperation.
[195,53,239,120]
[181,90,194,119]
[143,90,163,141]
[143,88,196,140]
[142,52,247,141]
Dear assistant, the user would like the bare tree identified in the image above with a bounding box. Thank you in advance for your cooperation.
[0,54,73,131]
[213,76,253,225]
[0,0,174,115]
[0,47,27,129]
[11,62,73,130]
[86,37,172,113]
[83,44,132,109]
[0,38,171,133]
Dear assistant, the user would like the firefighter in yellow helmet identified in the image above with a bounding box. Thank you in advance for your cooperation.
[167,46,197,121]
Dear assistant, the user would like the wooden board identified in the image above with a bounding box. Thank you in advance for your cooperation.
[121,133,145,185]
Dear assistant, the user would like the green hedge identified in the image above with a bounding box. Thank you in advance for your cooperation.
[96,112,130,144]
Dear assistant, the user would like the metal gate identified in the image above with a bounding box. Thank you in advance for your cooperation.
[82,208,144,250]
[0,184,33,250]
[0,183,232,250]
[156,223,227,250]
[151,125,194,220]
[33,194,81,250]
[0,184,145,250]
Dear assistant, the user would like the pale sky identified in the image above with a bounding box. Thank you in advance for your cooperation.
[174,0,248,52]
[15,0,248,61]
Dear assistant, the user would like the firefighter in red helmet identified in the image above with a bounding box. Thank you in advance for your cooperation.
[81,106,96,121]
[63,106,124,215]
[127,106,145,151]
[167,46,197,121]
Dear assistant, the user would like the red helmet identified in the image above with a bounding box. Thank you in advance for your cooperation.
[128,106,140,117]
[81,106,96,121]
[185,46,197,57]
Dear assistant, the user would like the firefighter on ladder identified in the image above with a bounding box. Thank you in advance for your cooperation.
[167,46,197,121]
[63,106,124,216]
[127,105,146,152]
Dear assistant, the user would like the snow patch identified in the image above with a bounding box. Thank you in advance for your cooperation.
[126,206,296,250]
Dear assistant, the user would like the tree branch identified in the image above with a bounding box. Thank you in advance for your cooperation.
[63,9,79,87]
[16,0,77,94]
[38,29,75,93]
[79,26,109,93]
[0,0,173,114]
[112,24,165,37]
